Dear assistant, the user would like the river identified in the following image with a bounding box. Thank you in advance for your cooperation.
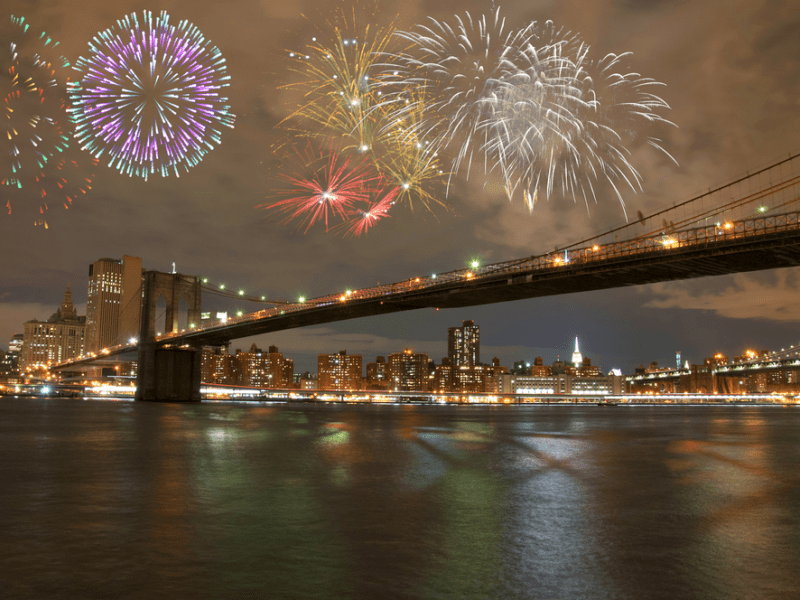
[1,398,798,599]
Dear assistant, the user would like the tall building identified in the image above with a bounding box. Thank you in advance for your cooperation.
[572,337,583,367]
[448,320,480,367]
[85,255,142,353]
[388,348,429,391]
[20,286,86,368]
[318,350,363,391]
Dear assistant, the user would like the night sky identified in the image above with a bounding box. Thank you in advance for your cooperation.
[2,0,800,374]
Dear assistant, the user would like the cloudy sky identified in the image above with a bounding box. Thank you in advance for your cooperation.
[2,0,799,373]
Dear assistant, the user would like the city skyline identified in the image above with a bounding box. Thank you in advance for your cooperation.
[2,0,800,375]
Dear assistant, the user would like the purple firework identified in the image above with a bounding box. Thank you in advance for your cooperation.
[67,10,235,179]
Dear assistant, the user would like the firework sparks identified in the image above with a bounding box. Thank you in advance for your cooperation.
[1,16,97,226]
[384,10,675,213]
[67,10,235,179]
[261,141,385,232]
[279,17,447,225]
[343,184,397,237]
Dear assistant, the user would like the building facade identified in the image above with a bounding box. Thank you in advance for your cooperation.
[318,351,363,391]
[20,287,86,369]
[448,320,480,367]
[85,255,142,353]
[388,349,429,391]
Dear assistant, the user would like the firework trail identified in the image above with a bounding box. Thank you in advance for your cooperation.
[67,10,235,179]
[260,140,386,233]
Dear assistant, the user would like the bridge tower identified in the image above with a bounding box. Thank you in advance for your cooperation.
[135,270,203,402]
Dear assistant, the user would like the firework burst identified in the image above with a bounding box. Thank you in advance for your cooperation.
[486,47,676,214]
[384,10,675,213]
[382,7,546,178]
[342,184,397,237]
[67,10,235,179]
[279,16,448,226]
[2,16,97,226]
[261,140,385,232]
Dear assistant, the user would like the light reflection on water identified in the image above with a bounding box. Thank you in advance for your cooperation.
[1,399,799,599]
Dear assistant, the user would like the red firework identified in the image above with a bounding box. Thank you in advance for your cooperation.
[343,185,398,236]
[262,142,385,232]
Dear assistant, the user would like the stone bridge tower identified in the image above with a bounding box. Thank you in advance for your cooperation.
[135,270,203,402]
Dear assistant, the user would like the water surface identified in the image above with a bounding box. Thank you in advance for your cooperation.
[1,399,798,599]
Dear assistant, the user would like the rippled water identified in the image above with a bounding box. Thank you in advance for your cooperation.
[1,398,799,599]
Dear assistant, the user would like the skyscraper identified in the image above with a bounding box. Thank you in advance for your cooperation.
[85,256,142,353]
[572,337,583,367]
[448,320,480,367]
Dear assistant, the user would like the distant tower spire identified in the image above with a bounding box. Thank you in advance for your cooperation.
[572,337,583,367]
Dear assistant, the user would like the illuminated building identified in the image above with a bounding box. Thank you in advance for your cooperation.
[530,357,551,377]
[452,364,495,393]
[388,348,429,391]
[571,337,583,367]
[433,360,454,392]
[500,373,623,395]
[20,286,86,369]
[448,320,480,367]
[1,334,23,381]
[85,255,143,353]
[366,356,389,390]
[576,357,602,378]
[318,350,363,391]
[238,344,294,388]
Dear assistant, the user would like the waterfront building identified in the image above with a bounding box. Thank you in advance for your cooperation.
[238,344,294,388]
[530,357,551,377]
[576,357,602,378]
[20,286,86,369]
[500,373,623,396]
[452,364,495,393]
[85,256,142,353]
[432,360,453,392]
[1,334,23,380]
[366,356,389,390]
[388,348,429,391]
[318,350,363,391]
[448,320,480,367]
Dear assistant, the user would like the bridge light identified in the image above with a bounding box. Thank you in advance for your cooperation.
[239,290,245,296]
[299,296,306,303]
[592,245,599,251]
[220,284,225,290]
[470,260,480,268]
[237,311,243,317]
[346,290,352,295]
[759,206,767,213]
[432,273,437,279]
[724,222,732,229]
[129,337,137,344]
[202,278,208,283]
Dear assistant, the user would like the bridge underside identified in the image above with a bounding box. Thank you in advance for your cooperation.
[176,227,800,346]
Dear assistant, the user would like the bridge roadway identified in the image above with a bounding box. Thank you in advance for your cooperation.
[164,210,800,346]
[55,209,800,370]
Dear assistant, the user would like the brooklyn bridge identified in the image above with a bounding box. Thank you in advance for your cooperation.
[54,152,800,401]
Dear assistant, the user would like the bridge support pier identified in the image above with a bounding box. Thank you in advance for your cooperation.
[135,344,202,403]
